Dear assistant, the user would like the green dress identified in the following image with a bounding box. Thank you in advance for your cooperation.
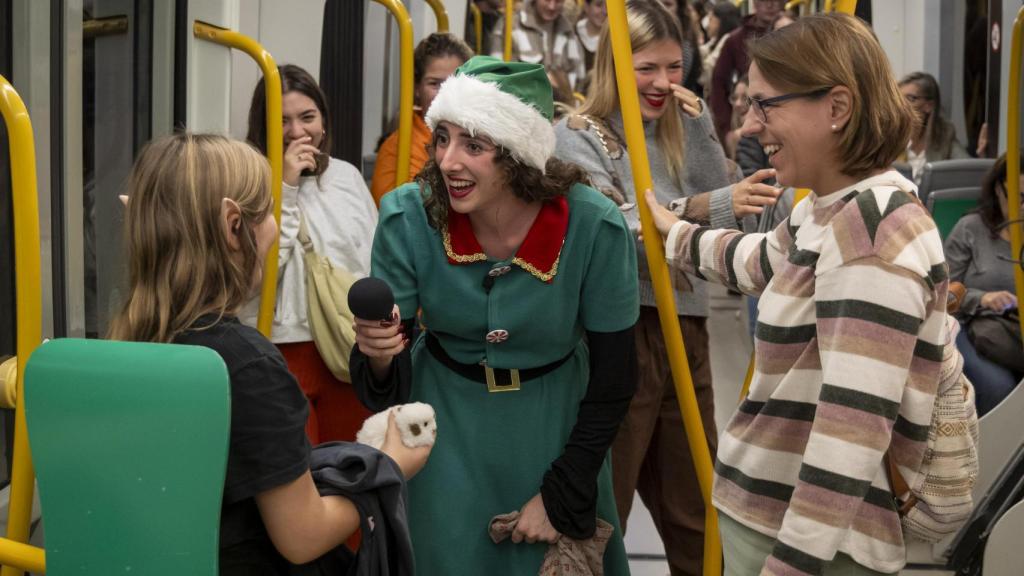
[373,183,639,574]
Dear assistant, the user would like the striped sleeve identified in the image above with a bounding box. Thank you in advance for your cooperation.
[763,195,939,575]
[663,215,794,296]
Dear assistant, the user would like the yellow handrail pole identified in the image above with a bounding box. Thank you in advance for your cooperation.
[784,0,807,14]
[193,22,282,337]
[0,76,47,576]
[0,539,44,575]
[425,0,449,32]
[831,0,856,13]
[1008,6,1024,349]
[469,2,483,53]
[740,350,755,401]
[504,0,514,61]
[373,0,415,188]
[824,0,833,12]
[606,3,720,575]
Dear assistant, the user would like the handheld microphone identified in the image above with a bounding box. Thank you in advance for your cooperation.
[348,277,395,321]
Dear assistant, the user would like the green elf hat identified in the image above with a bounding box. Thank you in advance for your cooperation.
[425,55,556,172]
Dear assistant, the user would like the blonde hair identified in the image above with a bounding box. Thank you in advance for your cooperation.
[109,133,273,343]
[748,13,913,178]
[578,0,687,183]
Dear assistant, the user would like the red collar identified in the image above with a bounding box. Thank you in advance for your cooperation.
[442,197,569,283]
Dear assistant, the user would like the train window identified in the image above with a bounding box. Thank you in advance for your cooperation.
[81,0,154,337]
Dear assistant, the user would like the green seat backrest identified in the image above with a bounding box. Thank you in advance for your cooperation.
[24,338,231,576]
[929,188,980,240]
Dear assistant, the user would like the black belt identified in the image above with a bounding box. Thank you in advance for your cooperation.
[424,332,574,393]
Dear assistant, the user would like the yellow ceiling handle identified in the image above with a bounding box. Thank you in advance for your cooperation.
[504,0,514,61]
[0,75,47,576]
[605,3,720,574]
[1007,6,1024,351]
[425,0,449,32]
[373,0,415,189]
[193,21,282,338]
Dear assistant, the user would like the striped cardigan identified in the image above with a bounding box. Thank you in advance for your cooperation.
[663,171,949,575]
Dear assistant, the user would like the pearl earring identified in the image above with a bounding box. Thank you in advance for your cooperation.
[831,124,838,131]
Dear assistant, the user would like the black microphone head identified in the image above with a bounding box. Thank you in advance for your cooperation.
[348,277,395,321]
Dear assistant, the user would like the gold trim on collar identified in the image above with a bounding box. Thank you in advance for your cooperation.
[512,243,564,282]
[442,226,486,263]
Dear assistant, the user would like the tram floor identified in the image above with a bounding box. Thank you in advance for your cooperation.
[622,284,954,576]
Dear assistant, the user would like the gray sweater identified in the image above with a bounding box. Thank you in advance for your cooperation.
[554,108,736,316]
[944,212,1017,318]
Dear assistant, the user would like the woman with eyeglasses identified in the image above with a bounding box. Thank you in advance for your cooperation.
[944,152,1023,415]
[898,72,969,183]
[553,2,779,574]
[644,13,951,575]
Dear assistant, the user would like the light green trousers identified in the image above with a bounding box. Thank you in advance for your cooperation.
[718,512,895,576]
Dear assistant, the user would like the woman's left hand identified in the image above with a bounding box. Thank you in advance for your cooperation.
[671,83,703,118]
[511,494,561,544]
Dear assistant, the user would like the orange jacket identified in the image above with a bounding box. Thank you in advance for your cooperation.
[370,112,432,206]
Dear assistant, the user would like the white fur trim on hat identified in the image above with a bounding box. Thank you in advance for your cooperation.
[425,74,556,172]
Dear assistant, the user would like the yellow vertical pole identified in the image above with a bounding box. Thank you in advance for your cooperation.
[605,3,720,574]
[504,0,514,61]
[424,0,450,32]
[374,0,415,188]
[193,22,282,338]
[830,0,857,13]
[469,2,483,53]
[0,76,45,576]
[1008,6,1024,348]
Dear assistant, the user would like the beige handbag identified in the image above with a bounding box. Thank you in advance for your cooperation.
[298,215,358,382]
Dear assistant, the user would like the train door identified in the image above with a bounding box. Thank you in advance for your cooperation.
[1,0,15,490]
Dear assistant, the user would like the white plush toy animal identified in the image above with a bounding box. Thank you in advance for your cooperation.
[356,402,437,450]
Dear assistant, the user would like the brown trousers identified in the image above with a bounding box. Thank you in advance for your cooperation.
[612,308,718,576]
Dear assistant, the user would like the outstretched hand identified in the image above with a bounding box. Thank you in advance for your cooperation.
[732,169,782,218]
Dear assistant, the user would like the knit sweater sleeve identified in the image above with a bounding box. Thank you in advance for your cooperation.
[276,182,302,272]
[663,211,794,296]
[943,216,984,317]
[762,192,944,576]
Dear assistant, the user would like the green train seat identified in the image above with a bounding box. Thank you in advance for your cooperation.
[23,338,230,575]
[927,186,981,240]
[918,158,993,207]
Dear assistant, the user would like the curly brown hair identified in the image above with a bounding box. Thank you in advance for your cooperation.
[416,134,589,230]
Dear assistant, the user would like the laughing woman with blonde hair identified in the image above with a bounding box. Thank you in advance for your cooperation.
[645,13,953,575]
[553,1,780,573]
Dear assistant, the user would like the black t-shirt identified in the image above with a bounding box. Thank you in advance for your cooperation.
[175,314,311,575]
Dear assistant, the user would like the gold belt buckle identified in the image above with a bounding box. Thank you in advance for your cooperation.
[482,362,521,392]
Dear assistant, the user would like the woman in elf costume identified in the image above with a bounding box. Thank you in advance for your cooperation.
[351,56,639,574]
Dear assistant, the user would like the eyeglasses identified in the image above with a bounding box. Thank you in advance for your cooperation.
[746,88,832,123]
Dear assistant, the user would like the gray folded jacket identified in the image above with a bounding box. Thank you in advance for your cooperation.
[311,441,413,576]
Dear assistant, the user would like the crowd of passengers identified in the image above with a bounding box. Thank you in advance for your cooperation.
[108,1,1020,574]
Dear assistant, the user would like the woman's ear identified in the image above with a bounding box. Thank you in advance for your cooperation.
[221,198,243,251]
[828,86,853,131]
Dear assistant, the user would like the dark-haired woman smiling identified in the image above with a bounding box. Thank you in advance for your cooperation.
[645,13,951,575]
